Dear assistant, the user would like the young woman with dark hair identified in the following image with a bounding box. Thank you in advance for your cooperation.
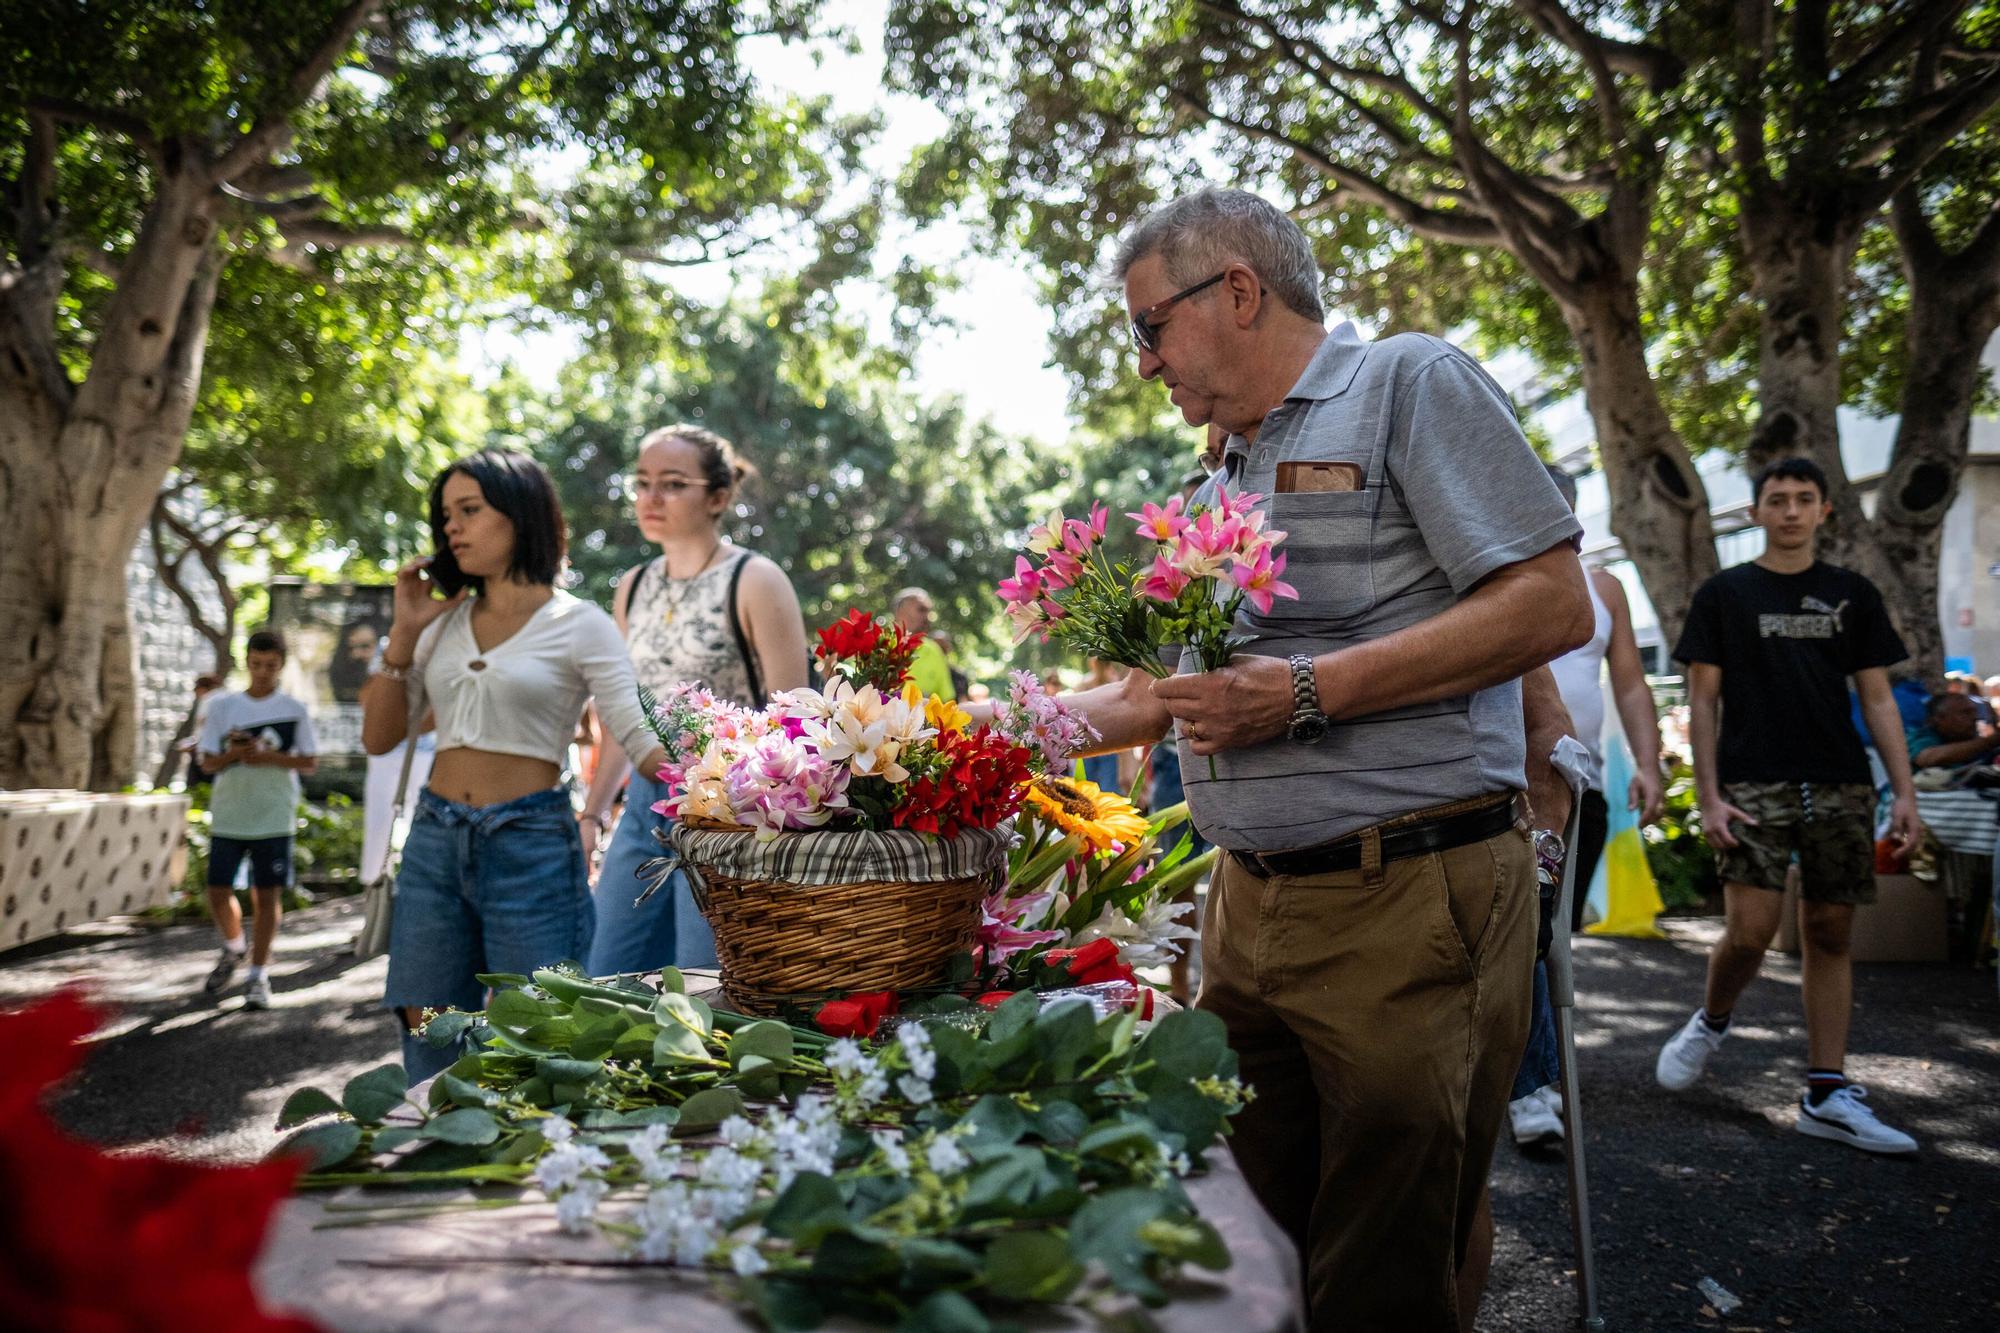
[361,448,667,1081]
[580,425,809,974]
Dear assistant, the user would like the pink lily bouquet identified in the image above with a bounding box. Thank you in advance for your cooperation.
[998,484,1298,675]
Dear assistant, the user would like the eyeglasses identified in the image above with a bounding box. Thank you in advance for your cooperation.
[623,477,713,502]
[1129,271,1228,354]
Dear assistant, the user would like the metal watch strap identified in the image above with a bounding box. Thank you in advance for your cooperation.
[1288,654,1321,719]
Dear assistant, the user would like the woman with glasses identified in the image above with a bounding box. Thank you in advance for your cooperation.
[362,449,668,1082]
[581,424,810,975]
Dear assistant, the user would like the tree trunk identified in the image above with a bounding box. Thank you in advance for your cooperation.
[0,167,221,790]
[1558,280,1720,649]
[1739,201,1877,569]
[1872,204,2000,681]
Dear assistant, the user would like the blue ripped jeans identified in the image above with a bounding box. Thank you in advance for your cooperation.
[586,771,717,976]
[383,787,593,1083]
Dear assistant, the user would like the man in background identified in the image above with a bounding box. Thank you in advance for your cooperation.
[892,586,957,700]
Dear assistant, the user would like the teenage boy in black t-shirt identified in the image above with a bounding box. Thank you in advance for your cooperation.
[1655,458,1923,1154]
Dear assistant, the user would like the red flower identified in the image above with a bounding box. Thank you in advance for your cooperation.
[1074,960,1139,988]
[813,990,900,1039]
[815,608,884,663]
[0,990,318,1330]
[891,726,1030,839]
[813,610,923,693]
[1045,937,1120,977]
[975,991,1017,1008]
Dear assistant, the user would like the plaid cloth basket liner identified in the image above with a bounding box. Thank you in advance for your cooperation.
[639,823,1014,903]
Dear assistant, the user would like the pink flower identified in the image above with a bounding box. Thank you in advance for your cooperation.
[1041,547,1083,590]
[1139,552,1191,603]
[1231,547,1299,615]
[1127,497,1189,543]
[976,887,1066,964]
[996,555,1043,608]
[1006,600,1052,643]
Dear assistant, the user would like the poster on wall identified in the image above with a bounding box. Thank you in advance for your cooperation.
[265,578,395,758]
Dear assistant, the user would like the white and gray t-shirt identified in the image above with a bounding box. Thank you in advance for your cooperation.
[1178,322,1581,852]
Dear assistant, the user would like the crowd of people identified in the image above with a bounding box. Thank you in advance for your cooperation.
[175,186,1996,1332]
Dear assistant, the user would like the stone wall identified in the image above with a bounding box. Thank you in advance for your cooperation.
[128,526,226,785]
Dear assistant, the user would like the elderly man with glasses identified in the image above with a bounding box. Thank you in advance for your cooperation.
[1056,187,1593,1332]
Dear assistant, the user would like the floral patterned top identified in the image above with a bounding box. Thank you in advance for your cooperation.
[624,547,759,706]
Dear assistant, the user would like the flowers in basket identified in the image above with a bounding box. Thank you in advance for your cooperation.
[639,611,1031,840]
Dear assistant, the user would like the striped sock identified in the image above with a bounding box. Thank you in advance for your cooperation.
[1806,1068,1847,1106]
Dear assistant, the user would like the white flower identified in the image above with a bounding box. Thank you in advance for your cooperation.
[897,1024,937,1082]
[553,1176,608,1234]
[1070,897,1199,970]
[636,1183,720,1265]
[1168,1151,1192,1177]
[872,1129,912,1176]
[629,1123,681,1184]
[825,1038,869,1077]
[897,1074,934,1106]
[924,1134,970,1176]
[728,1229,771,1276]
[718,1114,762,1150]
[530,1141,609,1194]
[538,1114,576,1147]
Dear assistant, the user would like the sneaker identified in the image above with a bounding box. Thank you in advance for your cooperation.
[1656,1010,1727,1091]
[1509,1089,1565,1146]
[243,975,273,1010]
[1538,1084,1565,1120]
[1795,1084,1918,1155]
[203,949,242,995]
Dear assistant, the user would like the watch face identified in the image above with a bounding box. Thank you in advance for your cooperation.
[1289,715,1329,744]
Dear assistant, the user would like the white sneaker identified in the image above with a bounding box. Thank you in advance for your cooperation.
[1795,1084,1918,1155]
[1509,1088,1565,1146]
[1538,1084,1565,1119]
[243,975,273,1010]
[1656,1010,1727,1090]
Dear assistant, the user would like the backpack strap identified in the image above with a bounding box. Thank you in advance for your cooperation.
[724,551,765,704]
[614,558,655,628]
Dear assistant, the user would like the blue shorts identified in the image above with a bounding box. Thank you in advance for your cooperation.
[382,787,593,1081]
[207,835,293,890]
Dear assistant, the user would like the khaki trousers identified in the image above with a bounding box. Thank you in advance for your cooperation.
[1198,798,1537,1332]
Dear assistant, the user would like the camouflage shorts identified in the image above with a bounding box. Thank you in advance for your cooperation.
[1712,781,1878,905]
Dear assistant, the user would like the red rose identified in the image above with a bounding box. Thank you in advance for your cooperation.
[1074,960,1138,988]
[975,991,1017,1008]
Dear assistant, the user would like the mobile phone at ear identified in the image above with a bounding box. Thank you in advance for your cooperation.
[428,548,468,597]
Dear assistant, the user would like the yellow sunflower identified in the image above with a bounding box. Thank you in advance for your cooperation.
[1024,774,1150,854]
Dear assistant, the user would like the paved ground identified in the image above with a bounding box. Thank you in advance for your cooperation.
[5,903,1997,1330]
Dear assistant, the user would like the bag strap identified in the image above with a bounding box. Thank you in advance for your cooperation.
[369,735,422,887]
[724,551,765,704]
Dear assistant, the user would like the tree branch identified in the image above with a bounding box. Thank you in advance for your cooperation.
[1834,0,1971,99]
[212,0,385,183]
[1509,0,1631,143]
[1865,61,2000,213]
[1169,89,1502,246]
[26,96,161,158]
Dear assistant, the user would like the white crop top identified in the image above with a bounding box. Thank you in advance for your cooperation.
[405,592,658,768]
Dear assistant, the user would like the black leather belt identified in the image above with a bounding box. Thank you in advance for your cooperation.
[1233,797,1520,880]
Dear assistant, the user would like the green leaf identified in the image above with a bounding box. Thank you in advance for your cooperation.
[611,1023,661,1061]
[1033,1099,1090,1147]
[1077,1120,1155,1159]
[655,966,686,994]
[983,989,1039,1044]
[730,1053,782,1100]
[1138,1215,1230,1270]
[810,1230,897,1283]
[1068,1188,1172,1304]
[371,1125,421,1154]
[763,1171,847,1244]
[420,1010,480,1050]
[674,1086,746,1134]
[728,1019,795,1068]
[652,993,712,1064]
[1031,999,1097,1081]
[983,1230,1084,1302]
[535,1056,606,1085]
[744,1277,822,1332]
[486,988,559,1031]
[341,1065,409,1124]
[474,972,532,990]
[895,1290,988,1333]
[896,1237,982,1279]
[617,1106,682,1128]
[1138,1009,1230,1082]
[276,1086,342,1129]
[440,1073,497,1108]
[959,1094,1028,1150]
[276,1120,363,1171]
[960,1146,1045,1213]
[422,1107,501,1145]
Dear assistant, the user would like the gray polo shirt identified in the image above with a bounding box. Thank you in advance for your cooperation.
[1178,321,1580,852]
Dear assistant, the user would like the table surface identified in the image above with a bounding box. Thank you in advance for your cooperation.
[256,976,1303,1331]
[257,1141,1302,1332]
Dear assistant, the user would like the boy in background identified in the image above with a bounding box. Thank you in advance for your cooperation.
[199,630,318,1010]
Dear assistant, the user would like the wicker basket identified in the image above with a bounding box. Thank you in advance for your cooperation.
[660,820,1013,1015]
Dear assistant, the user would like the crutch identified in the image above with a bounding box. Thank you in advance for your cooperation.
[1545,741,1605,1330]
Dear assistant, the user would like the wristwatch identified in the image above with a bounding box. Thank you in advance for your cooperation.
[1285,654,1330,744]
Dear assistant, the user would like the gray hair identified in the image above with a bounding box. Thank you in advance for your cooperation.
[1544,462,1578,510]
[1113,188,1325,322]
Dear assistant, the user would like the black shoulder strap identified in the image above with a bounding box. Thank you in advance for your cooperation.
[615,558,654,626]
[724,551,764,703]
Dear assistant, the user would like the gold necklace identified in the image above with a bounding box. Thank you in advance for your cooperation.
[659,540,723,626]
